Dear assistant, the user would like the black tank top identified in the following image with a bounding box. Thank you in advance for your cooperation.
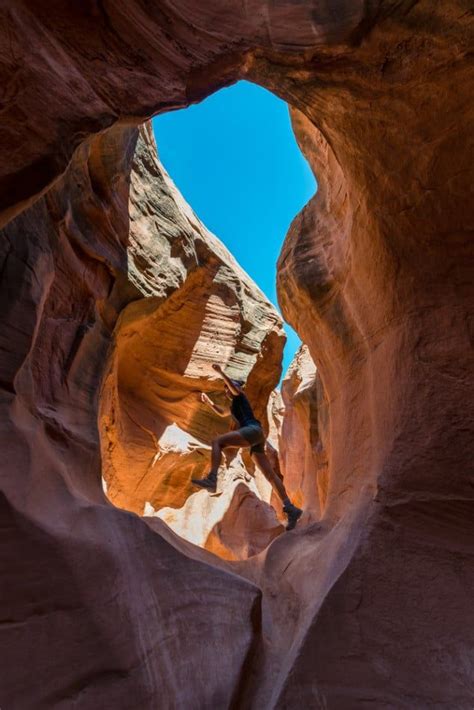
[231,393,261,427]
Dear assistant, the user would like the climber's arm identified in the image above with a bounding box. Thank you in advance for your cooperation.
[200,392,229,417]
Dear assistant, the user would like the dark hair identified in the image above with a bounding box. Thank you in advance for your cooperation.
[225,379,245,390]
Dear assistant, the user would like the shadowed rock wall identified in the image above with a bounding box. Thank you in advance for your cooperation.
[0,120,267,708]
[1,1,473,707]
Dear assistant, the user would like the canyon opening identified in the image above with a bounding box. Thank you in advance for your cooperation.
[1,3,472,709]
[99,81,321,560]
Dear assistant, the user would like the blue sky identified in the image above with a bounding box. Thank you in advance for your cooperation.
[152,80,316,380]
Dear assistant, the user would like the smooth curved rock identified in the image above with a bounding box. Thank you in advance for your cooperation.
[0,124,263,708]
[1,2,473,708]
[99,125,284,558]
[0,0,369,227]
[275,48,474,706]
[278,344,328,519]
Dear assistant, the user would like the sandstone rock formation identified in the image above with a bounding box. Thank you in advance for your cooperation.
[99,124,284,559]
[277,345,328,519]
[0,120,264,708]
[1,2,473,708]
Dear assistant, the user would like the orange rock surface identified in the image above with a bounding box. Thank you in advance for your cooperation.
[278,345,328,519]
[1,2,473,708]
[99,125,284,558]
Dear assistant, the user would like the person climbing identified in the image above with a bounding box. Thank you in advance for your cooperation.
[191,363,303,531]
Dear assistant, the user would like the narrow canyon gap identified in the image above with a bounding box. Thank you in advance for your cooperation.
[99,123,291,560]
[151,80,317,377]
[0,2,473,709]
[97,82,320,558]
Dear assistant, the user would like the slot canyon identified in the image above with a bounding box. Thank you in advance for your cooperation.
[1,2,473,708]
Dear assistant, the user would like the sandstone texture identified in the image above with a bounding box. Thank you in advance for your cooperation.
[278,345,328,519]
[0,121,263,708]
[100,124,284,559]
[1,2,473,708]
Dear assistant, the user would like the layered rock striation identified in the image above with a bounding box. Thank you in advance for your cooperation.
[0,119,280,706]
[1,2,473,708]
[100,124,284,559]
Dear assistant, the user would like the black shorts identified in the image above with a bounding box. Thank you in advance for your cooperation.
[238,423,265,454]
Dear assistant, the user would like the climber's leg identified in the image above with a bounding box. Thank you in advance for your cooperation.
[210,431,250,476]
[251,450,303,531]
[191,431,249,491]
[251,450,288,501]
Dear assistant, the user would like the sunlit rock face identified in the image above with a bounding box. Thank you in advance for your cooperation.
[99,125,284,558]
[277,345,328,520]
[1,2,473,708]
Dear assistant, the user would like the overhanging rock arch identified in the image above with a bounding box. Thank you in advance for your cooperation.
[1,2,473,707]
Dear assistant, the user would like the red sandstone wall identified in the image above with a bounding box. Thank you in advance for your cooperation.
[1,2,473,707]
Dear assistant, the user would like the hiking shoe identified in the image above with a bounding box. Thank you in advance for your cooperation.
[283,504,303,531]
[191,474,217,492]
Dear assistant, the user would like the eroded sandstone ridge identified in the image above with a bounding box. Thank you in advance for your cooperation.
[278,345,328,519]
[100,124,284,559]
[0,119,269,708]
[1,2,473,708]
